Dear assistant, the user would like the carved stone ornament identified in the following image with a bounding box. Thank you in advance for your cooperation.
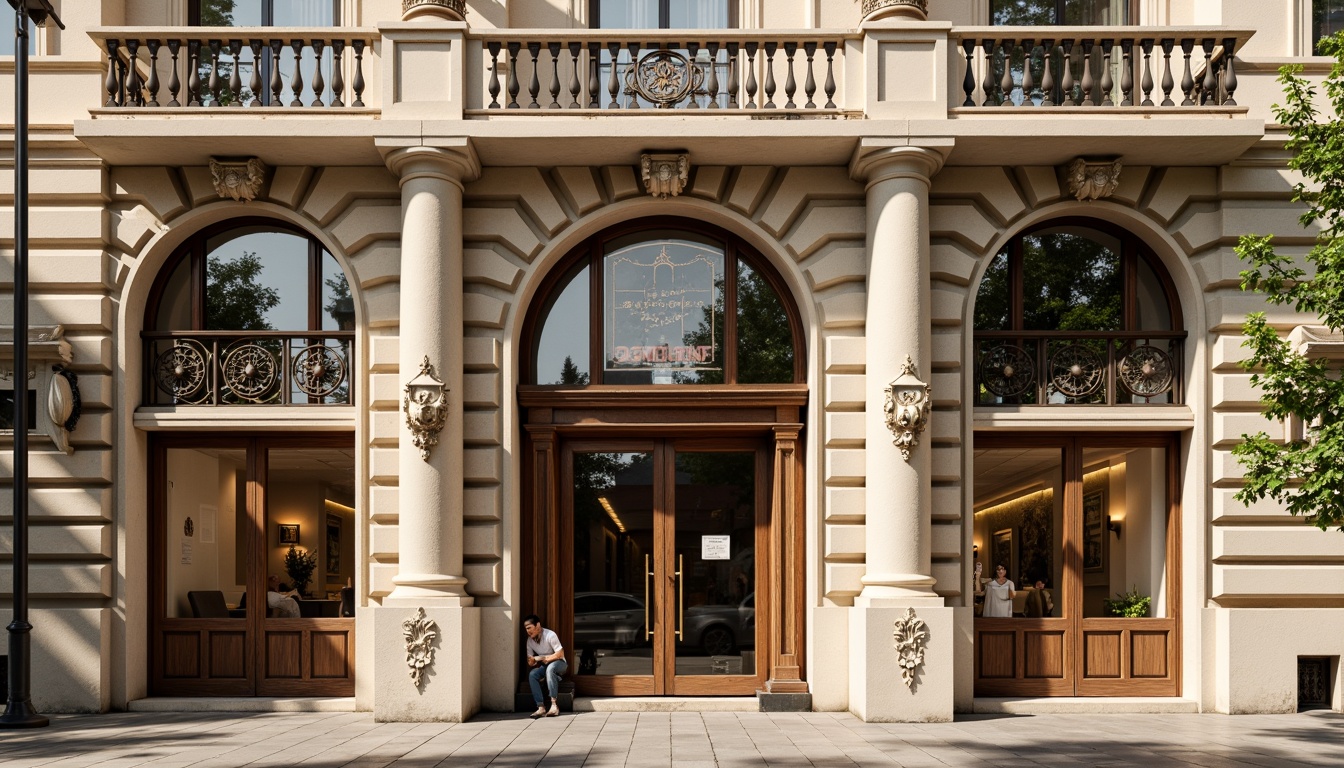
[641,153,690,199]
[861,0,929,22]
[882,355,932,461]
[403,356,450,461]
[627,51,704,108]
[48,366,82,455]
[402,607,438,690]
[401,0,466,21]
[209,157,267,202]
[1065,157,1123,201]
[892,607,930,689]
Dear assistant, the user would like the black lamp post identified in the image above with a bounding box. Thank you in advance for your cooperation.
[1,0,62,731]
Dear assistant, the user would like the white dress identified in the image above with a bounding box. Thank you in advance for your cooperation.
[983,579,1015,617]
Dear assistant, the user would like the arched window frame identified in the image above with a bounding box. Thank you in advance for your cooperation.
[521,216,805,386]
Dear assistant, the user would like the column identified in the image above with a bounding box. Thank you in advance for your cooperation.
[373,139,481,722]
[847,140,954,722]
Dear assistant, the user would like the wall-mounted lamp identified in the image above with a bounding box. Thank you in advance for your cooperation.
[279,524,300,546]
[1107,516,1122,539]
[972,544,979,559]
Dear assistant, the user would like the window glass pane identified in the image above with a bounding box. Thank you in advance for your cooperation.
[534,263,591,385]
[1317,1,1344,51]
[991,0,1056,25]
[1021,227,1121,332]
[0,390,37,431]
[603,235,724,385]
[1081,446,1167,618]
[199,0,264,25]
[668,0,730,28]
[322,252,353,331]
[155,255,194,332]
[205,228,310,331]
[265,447,356,619]
[595,0,658,28]
[165,447,248,619]
[1062,0,1128,25]
[974,251,1011,331]
[992,0,1129,24]
[974,447,1064,618]
[1134,253,1172,332]
[735,260,794,384]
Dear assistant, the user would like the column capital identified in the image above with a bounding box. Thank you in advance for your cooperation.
[849,140,951,188]
[379,139,481,188]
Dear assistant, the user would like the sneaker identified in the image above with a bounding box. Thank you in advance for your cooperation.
[546,703,560,717]
[530,706,546,718]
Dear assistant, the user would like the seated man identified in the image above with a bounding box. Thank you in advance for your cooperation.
[266,575,301,618]
[523,614,567,718]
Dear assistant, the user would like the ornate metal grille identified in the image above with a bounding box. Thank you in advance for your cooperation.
[974,332,1185,406]
[143,332,354,406]
[1298,657,1333,711]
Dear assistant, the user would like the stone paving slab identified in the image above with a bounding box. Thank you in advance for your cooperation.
[0,710,1340,767]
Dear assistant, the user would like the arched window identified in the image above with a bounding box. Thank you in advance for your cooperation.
[973,219,1183,405]
[145,220,353,405]
[525,219,802,386]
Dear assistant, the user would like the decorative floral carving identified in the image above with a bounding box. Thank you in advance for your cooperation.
[641,153,690,199]
[1065,158,1123,201]
[883,355,932,461]
[209,157,267,202]
[404,356,450,461]
[861,0,928,21]
[293,344,347,398]
[978,344,1035,399]
[892,607,929,689]
[401,0,465,20]
[1049,344,1104,399]
[222,343,279,401]
[626,50,703,108]
[1118,344,1175,398]
[402,607,438,690]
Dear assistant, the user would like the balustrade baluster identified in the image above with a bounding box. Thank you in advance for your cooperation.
[1040,39,1055,106]
[352,40,366,107]
[188,40,203,106]
[486,42,502,108]
[999,39,1014,106]
[1160,39,1175,106]
[1200,39,1216,105]
[981,40,995,106]
[269,40,283,106]
[525,40,542,104]
[1021,39,1035,106]
[310,40,325,106]
[547,41,561,109]
[330,40,345,107]
[783,42,797,109]
[727,42,741,108]
[587,42,601,108]
[104,40,120,107]
[167,40,182,107]
[1060,40,1075,105]
[803,41,817,109]
[625,42,641,108]
[824,41,836,108]
[289,40,305,107]
[762,42,777,108]
[1180,39,1195,105]
[1223,38,1238,106]
[125,40,142,106]
[961,39,975,107]
[247,40,263,106]
[686,42,701,108]
[1080,40,1095,106]
[146,39,163,106]
[707,41,721,108]
[507,42,522,109]
[607,42,621,108]
[228,40,243,106]
[744,41,758,108]
[208,40,223,107]
[1140,39,1154,106]
[1100,39,1114,106]
[1120,40,1133,106]
[568,42,582,108]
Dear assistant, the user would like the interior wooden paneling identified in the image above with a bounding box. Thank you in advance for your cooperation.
[977,631,1016,678]
[1083,631,1122,679]
[208,631,247,679]
[163,632,201,678]
[266,631,303,678]
[1024,631,1066,679]
[311,631,350,678]
[1130,631,1169,678]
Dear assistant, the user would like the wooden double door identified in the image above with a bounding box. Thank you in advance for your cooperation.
[149,434,356,696]
[972,434,1181,697]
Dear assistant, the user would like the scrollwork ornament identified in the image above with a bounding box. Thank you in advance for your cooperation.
[626,50,703,108]
[892,607,929,690]
[1049,344,1104,399]
[403,356,450,461]
[1118,344,1174,397]
[883,355,932,461]
[402,607,438,690]
[978,344,1035,399]
[293,344,347,398]
[154,340,210,402]
[222,343,279,401]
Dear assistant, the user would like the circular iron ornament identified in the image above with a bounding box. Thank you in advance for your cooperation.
[1049,344,1105,398]
[626,50,704,108]
[293,344,347,398]
[154,340,209,401]
[1118,344,1175,397]
[222,343,279,401]
[978,344,1035,398]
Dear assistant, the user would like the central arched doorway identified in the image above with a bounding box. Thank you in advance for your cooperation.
[519,218,807,697]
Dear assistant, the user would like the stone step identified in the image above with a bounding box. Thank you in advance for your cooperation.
[574,696,759,713]
[972,697,1200,714]
[128,697,356,713]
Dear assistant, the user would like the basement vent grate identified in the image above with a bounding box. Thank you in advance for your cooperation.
[1298,657,1333,711]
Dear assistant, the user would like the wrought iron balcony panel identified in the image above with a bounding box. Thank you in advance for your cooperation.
[974,332,1184,406]
[144,332,355,407]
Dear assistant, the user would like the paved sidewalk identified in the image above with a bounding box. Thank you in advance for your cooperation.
[0,710,1341,767]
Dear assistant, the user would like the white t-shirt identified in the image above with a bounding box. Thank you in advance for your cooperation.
[983,579,1015,618]
[526,627,564,659]
[268,590,300,618]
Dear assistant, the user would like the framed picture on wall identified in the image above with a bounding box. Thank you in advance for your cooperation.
[278,524,300,546]
[1083,490,1106,572]
[991,528,1014,579]
[326,514,341,573]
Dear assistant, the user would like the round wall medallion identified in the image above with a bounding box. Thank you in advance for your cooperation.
[154,340,210,402]
[626,50,704,108]
[1118,344,1175,397]
[294,344,347,398]
[222,343,279,401]
[979,344,1035,399]
[1049,344,1104,399]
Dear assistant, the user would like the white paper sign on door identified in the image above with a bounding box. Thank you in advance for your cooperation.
[701,535,731,560]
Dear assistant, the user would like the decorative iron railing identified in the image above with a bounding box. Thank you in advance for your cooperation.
[143,332,355,406]
[950,28,1252,109]
[471,30,854,112]
[974,332,1185,406]
[92,29,376,109]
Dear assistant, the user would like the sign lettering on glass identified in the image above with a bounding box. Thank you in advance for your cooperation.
[605,243,722,372]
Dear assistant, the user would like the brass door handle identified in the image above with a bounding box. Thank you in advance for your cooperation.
[644,553,652,641]
[675,553,684,640]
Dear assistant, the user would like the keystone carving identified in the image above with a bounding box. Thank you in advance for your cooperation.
[210,157,267,202]
[403,356,449,461]
[883,355,932,461]
[892,607,929,689]
[1065,157,1123,201]
[402,607,438,690]
[641,153,689,199]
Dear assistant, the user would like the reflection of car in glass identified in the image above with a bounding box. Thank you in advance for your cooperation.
[683,593,754,656]
[573,592,645,650]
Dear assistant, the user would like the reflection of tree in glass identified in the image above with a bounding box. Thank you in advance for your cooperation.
[559,355,589,385]
[199,0,236,25]
[991,0,1055,25]
[1020,233,1121,332]
[573,452,650,593]
[206,251,279,331]
[975,252,1010,330]
[734,261,794,383]
[323,271,353,404]
[674,274,726,384]
[674,451,755,519]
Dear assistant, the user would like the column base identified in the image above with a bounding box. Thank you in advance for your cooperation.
[373,602,479,722]
[849,603,954,722]
[387,574,473,604]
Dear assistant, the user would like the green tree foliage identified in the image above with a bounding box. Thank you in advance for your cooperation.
[559,355,589,385]
[974,234,1122,332]
[1234,34,1344,532]
[205,251,280,331]
[199,0,236,26]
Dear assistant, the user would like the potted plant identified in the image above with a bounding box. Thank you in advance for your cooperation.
[284,544,318,598]
[1103,586,1151,618]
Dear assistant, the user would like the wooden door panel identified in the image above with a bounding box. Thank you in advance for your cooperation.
[312,631,351,678]
[265,630,304,678]
[977,630,1016,678]
[1083,631,1122,678]
[256,620,356,696]
[1024,631,1066,679]
[163,632,201,678]
[209,631,248,678]
[1130,631,1169,678]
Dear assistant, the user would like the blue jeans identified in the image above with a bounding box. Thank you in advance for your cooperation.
[528,659,568,706]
